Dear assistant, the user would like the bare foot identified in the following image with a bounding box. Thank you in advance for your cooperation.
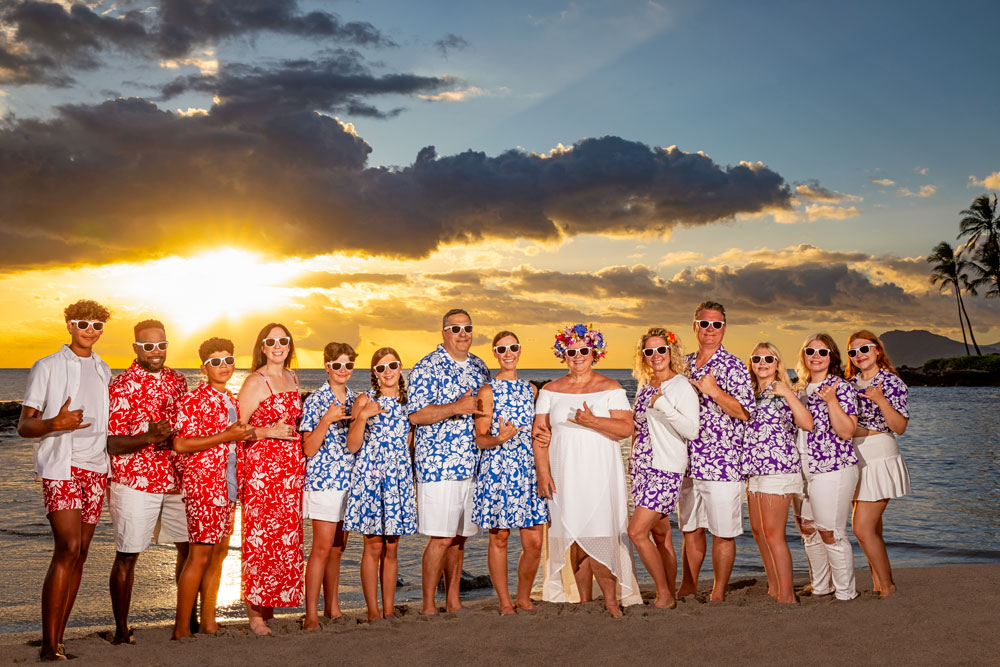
[301,615,320,631]
[248,618,272,636]
[498,604,516,616]
[323,611,343,620]
[111,628,135,645]
[709,590,726,602]
[515,600,537,612]
[39,647,68,661]
[652,595,677,609]
[605,602,624,618]
[200,621,220,635]
[170,629,192,641]
[878,584,897,599]
[420,605,439,616]
[676,585,697,598]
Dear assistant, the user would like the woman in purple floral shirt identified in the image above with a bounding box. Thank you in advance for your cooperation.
[744,342,813,604]
[845,330,910,598]
[792,333,859,601]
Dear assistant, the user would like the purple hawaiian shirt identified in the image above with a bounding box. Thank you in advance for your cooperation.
[743,381,802,477]
[799,376,858,474]
[848,370,909,433]
[685,345,754,482]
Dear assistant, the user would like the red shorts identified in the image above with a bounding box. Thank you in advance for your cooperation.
[184,498,235,544]
[42,467,108,525]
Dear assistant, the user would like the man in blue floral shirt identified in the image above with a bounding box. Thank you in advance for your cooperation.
[408,308,491,615]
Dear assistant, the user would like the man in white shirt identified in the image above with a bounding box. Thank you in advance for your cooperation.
[18,300,112,661]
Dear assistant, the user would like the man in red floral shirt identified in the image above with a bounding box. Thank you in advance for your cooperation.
[106,319,189,644]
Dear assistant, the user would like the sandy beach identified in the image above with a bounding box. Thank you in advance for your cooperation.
[2,565,997,665]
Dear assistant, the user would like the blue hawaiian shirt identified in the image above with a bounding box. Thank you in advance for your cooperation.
[299,383,358,491]
[407,344,491,483]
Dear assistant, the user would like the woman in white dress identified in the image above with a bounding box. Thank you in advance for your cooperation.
[533,324,641,617]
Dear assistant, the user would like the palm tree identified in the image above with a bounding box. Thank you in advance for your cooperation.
[958,194,1000,293]
[927,241,981,355]
[965,240,1000,300]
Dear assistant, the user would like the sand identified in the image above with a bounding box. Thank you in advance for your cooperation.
[1,565,997,666]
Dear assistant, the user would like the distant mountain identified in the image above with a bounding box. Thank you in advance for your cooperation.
[880,330,1000,368]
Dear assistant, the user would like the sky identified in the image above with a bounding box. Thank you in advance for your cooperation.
[1,0,998,370]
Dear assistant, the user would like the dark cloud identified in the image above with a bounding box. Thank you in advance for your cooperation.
[434,33,469,57]
[0,0,393,85]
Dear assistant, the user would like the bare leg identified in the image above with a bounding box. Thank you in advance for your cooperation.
[650,517,677,600]
[487,529,514,614]
[420,537,451,614]
[569,542,595,601]
[57,520,96,650]
[589,559,622,618]
[172,544,211,639]
[42,510,84,660]
[443,536,468,611]
[759,494,796,603]
[173,542,198,634]
[628,507,674,608]
[852,499,895,597]
[109,552,139,643]
[246,604,272,636]
[323,524,348,618]
[361,535,383,621]
[710,536,735,602]
[381,537,400,617]
[199,536,230,633]
[678,528,706,597]
[304,520,336,630]
[748,492,777,597]
[516,526,543,611]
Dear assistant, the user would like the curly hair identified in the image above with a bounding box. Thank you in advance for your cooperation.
[632,328,687,385]
[198,337,234,363]
[64,299,111,323]
[134,319,165,338]
[747,341,793,396]
[370,347,407,404]
[553,323,607,362]
[251,322,296,372]
[323,341,357,364]
[845,330,898,378]
[795,332,844,389]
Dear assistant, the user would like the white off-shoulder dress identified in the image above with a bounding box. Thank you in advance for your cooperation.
[536,387,642,606]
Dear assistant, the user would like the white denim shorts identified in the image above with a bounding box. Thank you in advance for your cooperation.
[417,478,479,538]
[109,482,188,553]
[747,473,804,496]
[677,478,744,538]
[303,487,350,523]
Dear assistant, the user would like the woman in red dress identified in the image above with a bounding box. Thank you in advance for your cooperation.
[237,323,303,635]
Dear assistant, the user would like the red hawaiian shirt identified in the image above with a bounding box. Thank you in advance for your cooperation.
[108,361,188,493]
[175,382,240,507]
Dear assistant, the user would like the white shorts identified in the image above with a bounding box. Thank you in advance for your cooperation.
[677,478,744,538]
[417,479,479,538]
[109,482,189,553]
[747,473,804,496]
[303,487,349,523]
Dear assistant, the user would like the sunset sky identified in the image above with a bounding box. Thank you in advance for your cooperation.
[1,0,998,370]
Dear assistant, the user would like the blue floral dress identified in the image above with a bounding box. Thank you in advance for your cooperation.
[472,379,549,529]
[343,391,417,536]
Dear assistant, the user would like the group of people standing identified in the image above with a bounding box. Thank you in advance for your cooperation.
[18,298,910,661]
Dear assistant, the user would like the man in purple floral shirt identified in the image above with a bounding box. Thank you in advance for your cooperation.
[677,301,753,602]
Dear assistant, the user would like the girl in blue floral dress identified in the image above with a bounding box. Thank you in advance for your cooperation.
[345,347,417,621]
[473,331,549,615]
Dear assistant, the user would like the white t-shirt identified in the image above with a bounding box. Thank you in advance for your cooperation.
[69,356,110,473]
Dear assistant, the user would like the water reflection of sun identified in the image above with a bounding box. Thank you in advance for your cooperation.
[217,506,245,608]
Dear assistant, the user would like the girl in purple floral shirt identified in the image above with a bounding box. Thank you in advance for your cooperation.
[846,330,910,598]
[792,333,859,601]
[744,342,813,604]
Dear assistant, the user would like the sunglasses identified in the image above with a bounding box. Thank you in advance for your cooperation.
[326,361,355,371]
[494,344,521,354]
[263,336,291,347]
[444,325,474,334]
[135,341,168,352]
[204,356,236,367]
[750,355,776,364]
[70,320,105,332]
[694,320,725,330]
[564,347,592,358]
[642,345,670,357]
[847,344,875,358]
[804,347,831,357]
[373,361,401,373]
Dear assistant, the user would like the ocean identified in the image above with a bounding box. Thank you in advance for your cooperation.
[1,368,998,634]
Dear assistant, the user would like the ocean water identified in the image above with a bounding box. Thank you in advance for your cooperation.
[1,368,998,635]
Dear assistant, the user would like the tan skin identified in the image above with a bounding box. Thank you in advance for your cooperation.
[626,336,683,609]
[236,326,299,636]
[848,338,908,598]
[678,309,751,603]
[531,339,634,618]
[300,354,354,629]
[107,326,196,644]
[474,336,544,615]
[17,318,105,661]
[793,339,859,552]
[746,349,813,604]
[409,312,486,615]
[346,354,406,621]
[171,351,252,639]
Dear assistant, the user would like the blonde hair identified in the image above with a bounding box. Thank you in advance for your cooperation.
[845,330,898,378]
[747,341,793,396]
[632,327,688,385]
[794,332,844,389]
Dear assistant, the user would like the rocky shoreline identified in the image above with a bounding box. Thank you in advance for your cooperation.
[897,367,1000,387]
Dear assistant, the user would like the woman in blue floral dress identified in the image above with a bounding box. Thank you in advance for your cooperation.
[743,342,813,604]
[345,347,417,621]
[472,331,549,615]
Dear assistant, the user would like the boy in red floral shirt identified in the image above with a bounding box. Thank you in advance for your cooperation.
[171,338,252,639]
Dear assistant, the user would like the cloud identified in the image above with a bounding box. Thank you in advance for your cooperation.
[0,108,796,266]
[804,204,860,221]
[419,86,499,102]
[794,180,861,203]
[872,178,895,186]
[658,251,704,266]
[968,171,1000,190]
[915,166,928,176]
[433,33,469,57]
[898,184,937,198]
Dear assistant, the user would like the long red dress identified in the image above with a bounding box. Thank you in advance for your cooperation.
[240,374,304,607]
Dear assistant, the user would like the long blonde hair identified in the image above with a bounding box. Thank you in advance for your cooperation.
[747,341,793,396]
[632,327,688,385]
[794,332,844,389]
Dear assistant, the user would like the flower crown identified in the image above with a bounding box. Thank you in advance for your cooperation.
[663,331,678,345]
[553,323,607,360]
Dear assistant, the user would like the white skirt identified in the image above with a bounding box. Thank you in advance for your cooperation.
[852,432,910,501]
